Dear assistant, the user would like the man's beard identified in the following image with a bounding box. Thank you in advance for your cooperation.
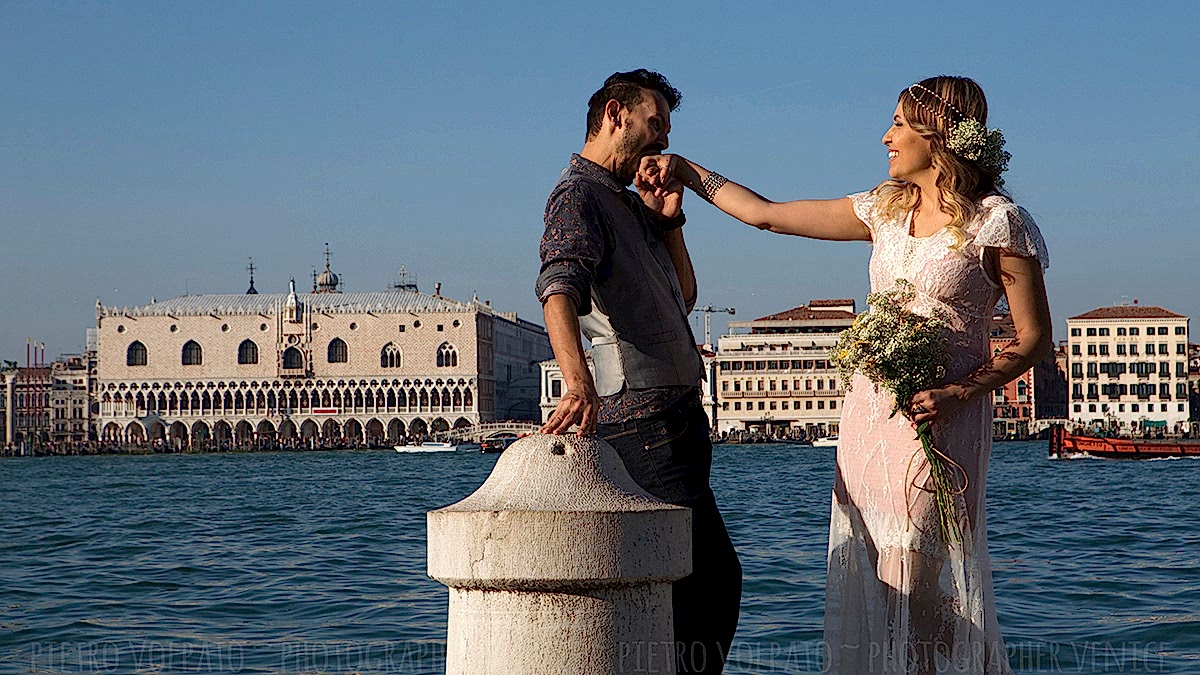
[614,134,661,185]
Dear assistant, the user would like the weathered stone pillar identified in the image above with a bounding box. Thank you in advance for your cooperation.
[427,434,691,675]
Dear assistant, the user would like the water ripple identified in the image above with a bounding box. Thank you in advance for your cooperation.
[1,443,1196,673]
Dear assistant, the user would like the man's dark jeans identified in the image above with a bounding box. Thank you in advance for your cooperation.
[597,392,742,674]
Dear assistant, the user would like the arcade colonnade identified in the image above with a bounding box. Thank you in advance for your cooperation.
[97,377,478,446]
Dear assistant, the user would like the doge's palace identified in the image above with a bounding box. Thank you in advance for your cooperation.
[94,256,551,447]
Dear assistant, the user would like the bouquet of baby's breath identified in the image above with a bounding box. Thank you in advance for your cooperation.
[829,279,965,543]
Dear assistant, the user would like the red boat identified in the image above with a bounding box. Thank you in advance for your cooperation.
[1049,426,1200,459]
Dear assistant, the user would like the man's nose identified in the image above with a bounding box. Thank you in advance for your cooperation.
[659,132,669,151]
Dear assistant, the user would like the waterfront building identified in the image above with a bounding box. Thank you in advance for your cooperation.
[94,256,551,447]
[988,314,1068,438]
[1066,303,1191,433]
[714,299,856,438]
[1189,342,1200,424]
[539,351,594,425]
[1,353,94,448]
[539,347,718,429]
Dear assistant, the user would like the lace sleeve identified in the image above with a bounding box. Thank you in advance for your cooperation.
[974,200,1050,271]
[847,190,879,232]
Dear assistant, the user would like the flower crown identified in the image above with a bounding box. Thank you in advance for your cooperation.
[907,83,1011,181]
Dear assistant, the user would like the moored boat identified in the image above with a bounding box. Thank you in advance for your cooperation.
[1049,426,1200,460]
[812,435,839,448]
[394,442,461,453]
[479,437,519,454]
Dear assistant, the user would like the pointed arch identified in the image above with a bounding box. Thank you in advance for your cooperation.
[182,340,203,366]
[127,341,148,366]
[283,347,304,370]
[192,421,211,443]
[437,342,458,368]
[409,418,428,437]
[278,419,297,439]
[381,343,403,368]
[300,419,320,439]
[387,418,405,442]
[327,338,348,363]
[238,339,259,365]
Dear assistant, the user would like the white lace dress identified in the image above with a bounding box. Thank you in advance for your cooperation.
[823,191,1049,675]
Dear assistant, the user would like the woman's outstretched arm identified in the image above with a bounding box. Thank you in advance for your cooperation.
[639,154,871,242]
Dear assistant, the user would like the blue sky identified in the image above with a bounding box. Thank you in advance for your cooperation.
[2,1,1198,357]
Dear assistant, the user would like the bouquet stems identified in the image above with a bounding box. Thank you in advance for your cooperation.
[915,421,964,544]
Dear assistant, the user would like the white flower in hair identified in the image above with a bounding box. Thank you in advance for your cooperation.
[946,118,1011,175]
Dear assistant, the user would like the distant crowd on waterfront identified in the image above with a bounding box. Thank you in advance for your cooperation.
[1,434,440,458]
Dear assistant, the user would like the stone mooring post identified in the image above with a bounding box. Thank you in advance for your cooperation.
[427,434,691,674]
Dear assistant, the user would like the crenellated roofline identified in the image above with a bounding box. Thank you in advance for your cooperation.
[98,291,475,319]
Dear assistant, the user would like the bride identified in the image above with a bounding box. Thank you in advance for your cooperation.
[638,75,1051,674]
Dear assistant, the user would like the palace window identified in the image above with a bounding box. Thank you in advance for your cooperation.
[1099,328,1110,336]
[126,341,148,367]
[182,341,203,366]
[1175,327,1185,335]
[1117,327,1127,336]
[381,343,403,368]
[238,340,259,365]
[437,343,458,368]
[283,347,303,369]
[1129,327,1139,336]
[327,338,348,363]
[1086,328,1097,336]
[1070,328,1081,337]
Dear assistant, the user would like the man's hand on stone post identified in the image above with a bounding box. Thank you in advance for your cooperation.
[540,381,600,436]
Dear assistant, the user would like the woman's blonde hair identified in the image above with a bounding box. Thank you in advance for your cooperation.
[872,75,1008,249]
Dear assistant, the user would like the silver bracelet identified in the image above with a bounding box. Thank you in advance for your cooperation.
[699,171,728,203]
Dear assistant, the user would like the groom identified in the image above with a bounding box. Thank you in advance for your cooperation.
[535,69,742,673]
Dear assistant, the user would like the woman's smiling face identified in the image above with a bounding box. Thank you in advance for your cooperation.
[882,101,934,182]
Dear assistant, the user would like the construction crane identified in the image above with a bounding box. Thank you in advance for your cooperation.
[691,305,735,349]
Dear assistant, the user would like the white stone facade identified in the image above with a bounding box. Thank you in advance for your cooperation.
[95,280,550,446]
[714,300,857,438]
[1066,304,1191,433]
[539,349,717,429]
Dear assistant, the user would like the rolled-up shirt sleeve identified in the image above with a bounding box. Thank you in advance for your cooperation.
[535,180,607,315]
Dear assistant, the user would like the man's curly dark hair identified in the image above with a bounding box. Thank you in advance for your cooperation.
[585,69,681,140]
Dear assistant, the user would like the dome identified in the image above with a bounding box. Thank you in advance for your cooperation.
[316,267,339,292]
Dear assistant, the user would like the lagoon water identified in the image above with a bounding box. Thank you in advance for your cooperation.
[1,442,1197,674]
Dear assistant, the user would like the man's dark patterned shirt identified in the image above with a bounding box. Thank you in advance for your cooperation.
[535,154,694,424]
